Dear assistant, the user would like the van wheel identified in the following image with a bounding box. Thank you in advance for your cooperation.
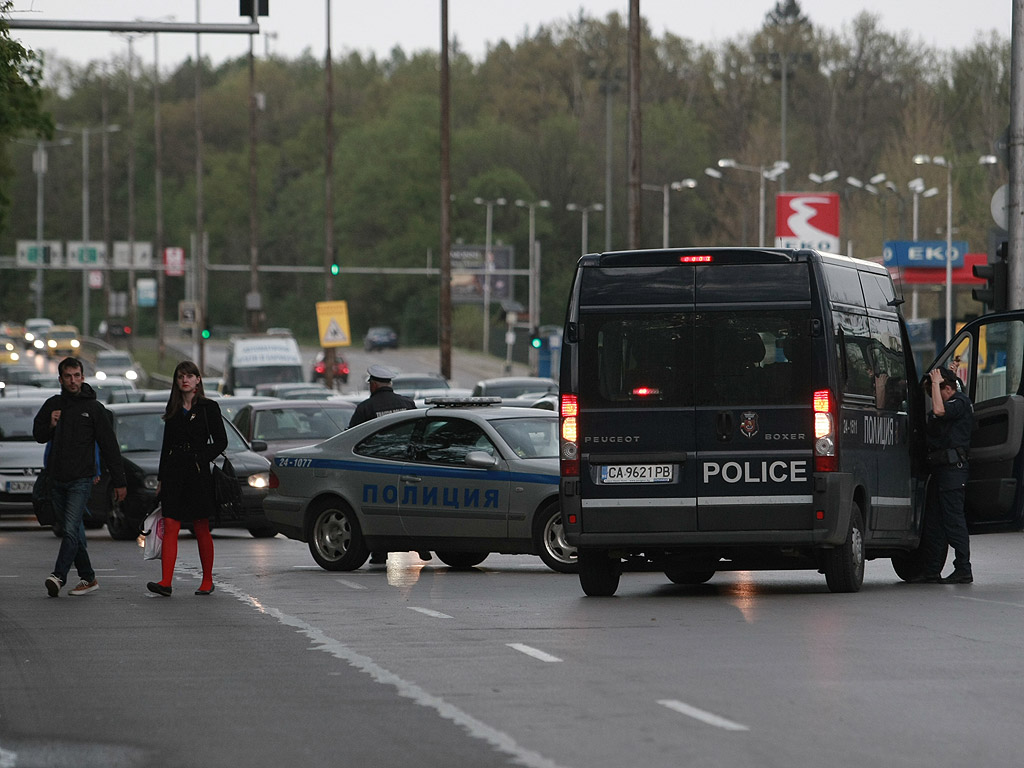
[578,549,621,596]
[664,568,715,585]
[435,551,488,569]
[823,502,865,593]
[892,547,928,582]
[306,500,369,571]
[533,501,578,573]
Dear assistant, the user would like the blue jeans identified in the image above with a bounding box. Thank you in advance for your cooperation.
[51,477,95,584]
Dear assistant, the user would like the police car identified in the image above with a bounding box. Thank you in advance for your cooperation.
[263,398,575,573]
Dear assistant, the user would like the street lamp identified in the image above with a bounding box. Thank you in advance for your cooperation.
[717,158,789,247]
[808,170,839,185]
[907,178,939,240]
[473,196,506,354]
[913,153,999,343]
[641,179,697,248]
[566,202,604,256]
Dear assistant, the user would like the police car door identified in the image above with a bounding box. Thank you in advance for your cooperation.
[398,415,510,538]
[694,260,815,532]
[929,313,1024,531]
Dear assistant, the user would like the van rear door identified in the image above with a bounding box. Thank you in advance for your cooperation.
[929,314,1024,530]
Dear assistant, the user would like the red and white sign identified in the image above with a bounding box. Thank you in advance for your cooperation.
[775,193,840,253]
[88,270,103,289]
[163,246,186,277]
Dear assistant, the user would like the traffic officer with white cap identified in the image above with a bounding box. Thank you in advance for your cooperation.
[348,365,418,564]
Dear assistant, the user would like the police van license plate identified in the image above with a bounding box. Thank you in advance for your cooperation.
[601,464,673,483]
[5,480,34,493]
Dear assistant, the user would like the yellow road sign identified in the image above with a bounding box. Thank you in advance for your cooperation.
[316,300,351,347]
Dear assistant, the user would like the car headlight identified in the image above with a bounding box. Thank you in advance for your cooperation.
[9,352,18,361]
[125,370,138,381]
[144,475,159,491]
[71,339,80,348]
[34,339,44,349]
[95,370,107,380]
[25,332,34,342]
[46,339,55,348]
[247,472,270,489]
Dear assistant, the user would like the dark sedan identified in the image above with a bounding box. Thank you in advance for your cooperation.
[230,399,355,462]
[103,402,275,539]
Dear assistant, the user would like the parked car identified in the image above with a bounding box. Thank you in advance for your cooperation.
[390,372,450,398]
[93,350,146,385]
[231,399,356,462]
[264,401,576,573]
[311,350,349,385]
[103,401,275,539]
[218,395,279,423]
[1,335,21,364]
[471,376,557,399]
[364,325,398,351]
[42,325,81,357]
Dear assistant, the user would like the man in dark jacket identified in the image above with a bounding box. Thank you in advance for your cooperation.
[913,367,975,585]
[348,365,417,564]
[34,357,127,597]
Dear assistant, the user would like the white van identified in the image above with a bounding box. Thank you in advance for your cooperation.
[223,334,304,396]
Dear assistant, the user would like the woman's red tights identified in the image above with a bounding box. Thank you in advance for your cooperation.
[158,517,215,591]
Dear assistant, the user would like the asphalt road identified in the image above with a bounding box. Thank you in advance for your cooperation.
[3,518,1024,768]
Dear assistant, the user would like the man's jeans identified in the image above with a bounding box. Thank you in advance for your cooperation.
[51,477,95,584]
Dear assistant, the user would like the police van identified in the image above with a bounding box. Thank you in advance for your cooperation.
[558,247,1024,596]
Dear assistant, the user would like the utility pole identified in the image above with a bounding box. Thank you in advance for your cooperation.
[627,0,642,249]
[322,0,336,388]
[439,0,453,381]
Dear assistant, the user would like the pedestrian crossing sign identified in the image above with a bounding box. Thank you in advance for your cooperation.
[315,300,352,348]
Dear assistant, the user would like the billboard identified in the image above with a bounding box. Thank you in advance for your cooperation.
[450,244,515,304]
[775,193,840,253]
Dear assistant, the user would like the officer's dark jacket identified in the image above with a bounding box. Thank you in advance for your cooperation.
[33,382,127,486]
[925,390,974,454]
[348,386,416,428]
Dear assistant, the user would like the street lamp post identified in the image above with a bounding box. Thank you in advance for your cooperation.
[705,167,749,244]
[717,158,789,247]
[474,196,506,354]
[907,178,939,240]
[566,202,604,256]
[641,179,697,248]
[24,137,72,317]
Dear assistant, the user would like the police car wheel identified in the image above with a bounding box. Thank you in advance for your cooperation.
[664,568,715,585]
[823,502,865,593]
[434,551,488,569]
[578,549,621,597]
[533,501,578,574]
[306,500,369,571]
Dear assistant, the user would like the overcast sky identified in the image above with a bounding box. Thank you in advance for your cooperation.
[8,0,1011,72]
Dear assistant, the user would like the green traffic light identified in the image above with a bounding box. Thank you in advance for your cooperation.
[201,328,211,339]
[330,263,339,276]
[531,337,542,349]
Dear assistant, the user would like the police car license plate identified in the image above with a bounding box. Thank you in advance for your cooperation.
[5,480,34,493]
[601,464,673,483]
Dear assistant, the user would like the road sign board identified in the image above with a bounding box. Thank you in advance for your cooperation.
[991,184,1008,230]
[315,300,351,347]
[113,241,153,269]
[67,241,107,268]
[164,246,186,276]
[178,300,197,327]
[137,278,157,307]
[16,240,64,267]
[88,270,103,289]
[882,240,968,268]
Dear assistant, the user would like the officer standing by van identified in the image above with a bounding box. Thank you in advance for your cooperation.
[914,367,974,584]
[348,365,418,564]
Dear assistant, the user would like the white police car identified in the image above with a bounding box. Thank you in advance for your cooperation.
[264,398,575,573]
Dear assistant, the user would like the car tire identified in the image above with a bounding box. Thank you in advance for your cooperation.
[106,506,138,541]
[578,549,621,596]
[434,551,488,569]
[248,526,277,539]
[306,499,369,571]
[823,501,865,593]
[892,546,929,582]
[664,568,715,585]
[533,501,578,573]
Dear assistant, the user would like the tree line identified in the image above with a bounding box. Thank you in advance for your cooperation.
[0,1,1011,352]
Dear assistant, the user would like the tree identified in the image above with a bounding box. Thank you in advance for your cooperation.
[0,2,54,236]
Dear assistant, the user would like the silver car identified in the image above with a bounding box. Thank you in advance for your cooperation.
[264,401,576,573]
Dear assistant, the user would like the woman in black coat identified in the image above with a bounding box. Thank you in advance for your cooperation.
[147,360,228,597]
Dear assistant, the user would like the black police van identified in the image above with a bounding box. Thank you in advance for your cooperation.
[557,247,1024,596]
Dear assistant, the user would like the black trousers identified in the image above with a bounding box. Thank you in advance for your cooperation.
[922,465,971,575]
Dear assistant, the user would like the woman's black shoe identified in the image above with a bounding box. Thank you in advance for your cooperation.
[147,581,172,596]
[195,585,215,595]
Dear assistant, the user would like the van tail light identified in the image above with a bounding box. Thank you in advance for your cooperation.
[560,393,579,477]
[813,388,837,472]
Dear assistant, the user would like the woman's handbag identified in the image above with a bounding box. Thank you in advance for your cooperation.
[212,455,242,510]
[141,505,164,560]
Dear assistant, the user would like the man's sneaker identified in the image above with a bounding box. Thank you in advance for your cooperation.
[940,571,974,584]
[45,574,63,597]
[69,578,99,596]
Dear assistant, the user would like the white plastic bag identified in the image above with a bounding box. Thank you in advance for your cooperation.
[141,505,164,560]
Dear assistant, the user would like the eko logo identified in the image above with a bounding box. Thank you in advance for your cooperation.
[775,193,840,253]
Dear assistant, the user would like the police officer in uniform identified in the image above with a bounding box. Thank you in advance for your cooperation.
[913,367,974,584]
[348,365,418,564]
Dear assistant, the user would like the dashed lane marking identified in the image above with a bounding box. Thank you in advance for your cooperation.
[507,643,562,663]
[658,699,750,731]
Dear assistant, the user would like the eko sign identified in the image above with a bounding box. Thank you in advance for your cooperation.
[882,240,967,268]
[775,193,840,253]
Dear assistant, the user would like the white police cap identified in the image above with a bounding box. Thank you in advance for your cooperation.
[366,365,395,382]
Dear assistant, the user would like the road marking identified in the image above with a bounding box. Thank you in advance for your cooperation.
[0,740,18,768]
[957,595,1024,609]
[336,579,367,590]
[658,699,750,731]
[408,606,453,619]
[215,578,570,768]
[292,565,323,570]
[507,643,562,663]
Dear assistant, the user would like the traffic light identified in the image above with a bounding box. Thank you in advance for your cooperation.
[330,263,339,276]
[201,327,211,340]
[530,328,543,349]
[973,240,1008,312]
